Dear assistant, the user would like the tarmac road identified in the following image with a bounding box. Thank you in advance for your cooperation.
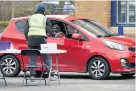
[0,72,135,91]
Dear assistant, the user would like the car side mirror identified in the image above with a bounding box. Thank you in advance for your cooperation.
[72,33,82,40]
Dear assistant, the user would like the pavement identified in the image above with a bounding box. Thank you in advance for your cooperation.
[0,72,135,91]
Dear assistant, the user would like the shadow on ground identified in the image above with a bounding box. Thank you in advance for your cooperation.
[8,73,135,80]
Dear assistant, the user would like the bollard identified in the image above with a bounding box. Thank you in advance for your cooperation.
[118,25,123,35]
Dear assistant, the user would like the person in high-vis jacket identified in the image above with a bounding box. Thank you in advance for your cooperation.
[24,5,51,80]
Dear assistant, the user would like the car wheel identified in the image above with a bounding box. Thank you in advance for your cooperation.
[0,55,21,77]
[88,57,110,80]
[121,73,135,78]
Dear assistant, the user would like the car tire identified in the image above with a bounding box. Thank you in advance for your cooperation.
[121,73,135,78]
[88,57,110,80]
[0,55,21,77]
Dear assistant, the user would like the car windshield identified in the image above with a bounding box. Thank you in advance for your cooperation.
[71,19,119,37]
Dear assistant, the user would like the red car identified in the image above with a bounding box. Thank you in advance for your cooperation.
[0,15,135,80]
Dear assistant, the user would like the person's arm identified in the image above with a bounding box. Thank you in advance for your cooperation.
[24,20,29,40]
[46,19,55,37]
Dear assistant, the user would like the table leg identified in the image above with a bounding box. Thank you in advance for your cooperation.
[47,56,52,85]
[0,65,7,86]
[47,54,60,84]
[56,53,60,84]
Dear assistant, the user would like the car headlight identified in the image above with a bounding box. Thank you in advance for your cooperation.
[104,40,125,51]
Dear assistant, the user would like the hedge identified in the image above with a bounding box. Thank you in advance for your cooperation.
[0,21,9,33]
[0,21,9,27]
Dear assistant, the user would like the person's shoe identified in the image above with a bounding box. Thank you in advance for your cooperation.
[50,72,58,81]
[50,72,55,77]
[30,75,35,82]
[46,72,55,77]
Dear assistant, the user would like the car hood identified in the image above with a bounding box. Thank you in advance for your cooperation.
[102,36,135,46]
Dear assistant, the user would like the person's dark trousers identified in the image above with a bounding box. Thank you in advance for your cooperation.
[28,46,51,76]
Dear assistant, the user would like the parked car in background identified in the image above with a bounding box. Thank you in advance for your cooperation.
[36,1,75,15]
[0,15,135,80]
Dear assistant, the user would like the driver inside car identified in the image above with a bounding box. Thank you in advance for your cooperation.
[52,24,66,38]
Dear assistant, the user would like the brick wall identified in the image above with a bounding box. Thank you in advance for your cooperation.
[75,1,111,28]
[111,27,136,39]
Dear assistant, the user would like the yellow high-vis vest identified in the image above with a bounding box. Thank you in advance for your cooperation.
[28,14,47,36]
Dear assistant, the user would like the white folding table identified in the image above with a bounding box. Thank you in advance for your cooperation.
[0,49,67,85]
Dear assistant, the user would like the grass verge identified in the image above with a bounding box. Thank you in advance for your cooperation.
[0,21,9,33]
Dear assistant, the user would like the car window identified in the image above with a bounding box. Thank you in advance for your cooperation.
[65,23,88,41]
[15,19,27,33]
[65,24,80,38]
[47,20,67,38]
[72,19,118,37]
[66,24,79,34]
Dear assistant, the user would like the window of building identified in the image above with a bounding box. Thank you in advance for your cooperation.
[117,1,135,24]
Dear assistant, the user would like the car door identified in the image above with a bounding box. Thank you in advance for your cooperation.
[47,19,90,72]
[58,23,91,72]
[46,19,68,71]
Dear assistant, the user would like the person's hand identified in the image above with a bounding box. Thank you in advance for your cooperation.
[55,32,66,38]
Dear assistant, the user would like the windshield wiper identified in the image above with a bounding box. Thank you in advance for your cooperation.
[113,34,120,36]
[97,34,119,38]
[104,34,120,37]
[104,35,112,37]
[96,35,104,38]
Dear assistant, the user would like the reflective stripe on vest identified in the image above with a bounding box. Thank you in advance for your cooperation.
[28,14,47,36]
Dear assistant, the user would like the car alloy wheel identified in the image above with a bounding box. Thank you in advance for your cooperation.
[88,57,110,80]
[2,57,16,75]
[91,60,105,77]
[0,55,20,77]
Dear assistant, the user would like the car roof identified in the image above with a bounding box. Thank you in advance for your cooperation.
[10,15,85,22]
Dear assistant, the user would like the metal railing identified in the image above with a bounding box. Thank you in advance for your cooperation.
[51,8,75,15]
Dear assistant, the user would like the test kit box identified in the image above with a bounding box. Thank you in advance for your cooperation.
[41,43,57,51]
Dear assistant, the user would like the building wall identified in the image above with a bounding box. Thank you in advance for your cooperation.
[110,27,136,39]
[75,1,135,39]
[75,1,111,28]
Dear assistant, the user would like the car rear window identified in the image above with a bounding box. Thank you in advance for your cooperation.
[15,19,27,33]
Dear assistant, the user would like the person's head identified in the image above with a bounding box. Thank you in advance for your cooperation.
[36,5,46,15]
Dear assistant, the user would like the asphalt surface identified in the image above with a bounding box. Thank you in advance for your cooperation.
[0,72,135,91]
